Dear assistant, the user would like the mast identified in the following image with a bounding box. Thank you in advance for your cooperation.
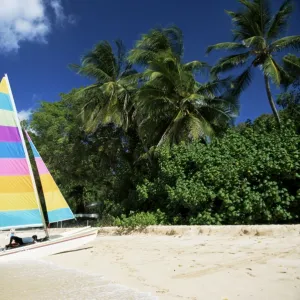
[4,74,49,238]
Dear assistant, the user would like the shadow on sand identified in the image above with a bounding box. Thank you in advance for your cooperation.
[51,246,93,256]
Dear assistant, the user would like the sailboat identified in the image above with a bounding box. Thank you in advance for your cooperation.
[0,74,98,261]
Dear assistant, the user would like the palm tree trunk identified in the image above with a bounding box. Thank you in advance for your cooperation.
[264,75,281,127]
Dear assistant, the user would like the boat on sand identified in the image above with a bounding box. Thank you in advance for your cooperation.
[0,74,97,261]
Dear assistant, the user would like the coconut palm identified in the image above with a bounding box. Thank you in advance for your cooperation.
[70,40,138,133]
[134,51,238,147]
[206,0,300,126]
[128,25,238,146]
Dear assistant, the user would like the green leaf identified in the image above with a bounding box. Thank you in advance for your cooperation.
[267,0,293,40]
[283,54,300,78]
[206,42,246,54]
[262,56,281,86]
[270,35,300,52]
[183,61,210,75]
[211,52,251,75]
[242,36,266,50]
[230,67,253,96]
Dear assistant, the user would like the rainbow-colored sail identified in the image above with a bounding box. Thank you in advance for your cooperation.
[0,76,43,229]
[25,131,75,223]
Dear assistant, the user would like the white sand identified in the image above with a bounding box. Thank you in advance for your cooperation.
[1,225,300,300]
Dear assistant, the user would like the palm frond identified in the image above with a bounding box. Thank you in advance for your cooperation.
[156,110,184,146]
[253,0,272,35]
[267,0,293,40]
[242,36,266,50]
[226,0,271,40]
[115,39,126,75]
[197,78,232,97]
[230,67,253,96]
[69,63,112,83]
[283,54,300,77]
[262,56,281,86]
[211,52,251,75]
[270,35,300,52]
[182,61,210,75]
[69,40,129,82]
[220,93,240,117]
[163,26,184,58]
[273,59,294,88]
[200,96,239,122]
[282,54,300,87]
[206,42,246,54]
[128,26,183,65]
[239,0,259,12]
[187,114,215,140]
[81,41,117,79]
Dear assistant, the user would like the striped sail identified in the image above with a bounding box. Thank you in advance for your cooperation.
[0,76,43,229]
[25,131,75,223]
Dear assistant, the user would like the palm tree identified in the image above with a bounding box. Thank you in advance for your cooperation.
[128,26,238,146]
[128,25,184,66]
[136,52,238,147]
[206,0,300,126]
[70,40,138,133]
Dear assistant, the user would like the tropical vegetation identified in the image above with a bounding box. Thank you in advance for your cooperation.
[26,0,300,227]
[206,0,300,126]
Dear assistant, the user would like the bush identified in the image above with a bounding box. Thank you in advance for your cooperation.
[113,209,167,228]
[97,214,116,227]
[137,125,300,225]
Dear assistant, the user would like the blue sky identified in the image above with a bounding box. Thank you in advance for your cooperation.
[0,0,299,123]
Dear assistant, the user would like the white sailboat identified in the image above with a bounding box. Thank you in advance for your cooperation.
[0,74,98,261]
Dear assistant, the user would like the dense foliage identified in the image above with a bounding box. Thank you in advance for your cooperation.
[137,120,300,225]
[27,0,300,227]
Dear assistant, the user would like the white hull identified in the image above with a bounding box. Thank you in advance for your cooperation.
[59,226,91,237]
[0,228,98,262]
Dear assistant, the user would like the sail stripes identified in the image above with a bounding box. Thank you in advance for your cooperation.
[35,158,48,174]
[0,175,35,193]
[25,131,75,223]
[0,91,13,111]
[0,110,17,127]
[0,158,29,175]
[0,77,43,229]
[0,193,40,210]
[0,210,42,229]
[0,142,25,158]
[0,125,21,142]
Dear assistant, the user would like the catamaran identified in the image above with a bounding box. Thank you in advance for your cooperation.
[0,74,98,261]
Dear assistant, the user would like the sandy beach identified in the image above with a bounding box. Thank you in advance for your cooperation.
[1,225,300,299]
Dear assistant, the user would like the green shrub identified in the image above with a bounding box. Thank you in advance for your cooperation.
[113,209,167,228]
[137,125,300,225]
[97,214,116,227]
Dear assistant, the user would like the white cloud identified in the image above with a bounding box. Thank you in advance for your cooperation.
[18,109,32,121]
[0,0,75,53]
[49,0,76,25]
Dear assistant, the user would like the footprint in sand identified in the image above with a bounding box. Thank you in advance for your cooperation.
[156,289,169,294]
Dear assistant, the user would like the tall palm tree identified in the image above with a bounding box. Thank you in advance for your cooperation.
[128,26,238,146]
[206,0,300,126]
[70,40,138,133]
[135,52,238,147]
